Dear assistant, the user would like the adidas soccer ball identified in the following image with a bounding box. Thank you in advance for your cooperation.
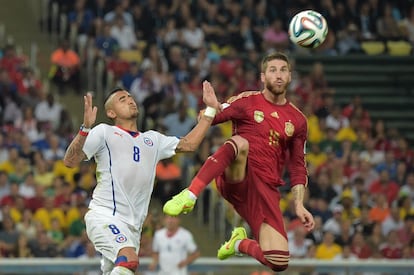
[288,10,328,49]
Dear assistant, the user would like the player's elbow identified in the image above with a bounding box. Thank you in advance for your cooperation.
[176,139,198,153]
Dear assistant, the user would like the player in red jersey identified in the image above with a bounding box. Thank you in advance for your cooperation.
[163,52,315,272]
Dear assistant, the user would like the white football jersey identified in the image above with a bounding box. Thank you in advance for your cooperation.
[83,124,179,229]
[152,227,198,275]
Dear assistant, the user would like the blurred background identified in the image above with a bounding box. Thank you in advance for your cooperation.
[0,0,414,274]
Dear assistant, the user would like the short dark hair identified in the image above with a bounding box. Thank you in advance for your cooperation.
[103,87,126,106]
[261,52,290,72]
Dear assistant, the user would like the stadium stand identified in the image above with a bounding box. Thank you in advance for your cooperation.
[1,1,414,273]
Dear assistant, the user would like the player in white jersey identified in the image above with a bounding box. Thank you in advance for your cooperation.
[149,215,200,275]
[63,81,220,275]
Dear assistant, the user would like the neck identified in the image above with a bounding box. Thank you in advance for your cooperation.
[115,120,138,132]
[262,89,287,105]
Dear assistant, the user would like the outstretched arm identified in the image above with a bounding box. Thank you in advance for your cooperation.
[176,81,221,152]
[63,93,97,168]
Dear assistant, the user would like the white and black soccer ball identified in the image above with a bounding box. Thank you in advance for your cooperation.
[288,10,328,49]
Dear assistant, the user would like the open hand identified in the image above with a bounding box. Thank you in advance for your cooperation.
[202,81,222,112]
[83,92,98,128]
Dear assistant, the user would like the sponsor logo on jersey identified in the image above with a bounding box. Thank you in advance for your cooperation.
[254,110,264,123]
[114,132,123,137]
[115,234,127,243]
[285,121,295,137]
[144,137,153,146]
[271,111,279,118]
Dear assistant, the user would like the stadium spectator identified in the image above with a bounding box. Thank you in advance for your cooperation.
[369,169,400,205]
[315,231,342,260]
[109,15,137,50]
[288,225,313,258]
[15,208,37,241]
[376,2,404,41]
[28,229,59,257]
[68,0,95,48]
[34,93,62,131]
[103,0,134,29]
[262,18,289,53]
[349,231,372,259]
[380,229,403,259]
[49,39,81,94]
[0,214,20,257]
[369,193,391,223]
[382,205,404,236]
[149,215,200,275]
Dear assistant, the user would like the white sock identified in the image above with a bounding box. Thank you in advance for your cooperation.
[109,266,134,275]
[235,240,241,253]
[188,190,197,200]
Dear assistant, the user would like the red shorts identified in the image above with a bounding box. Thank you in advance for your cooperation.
[216,167,287,241]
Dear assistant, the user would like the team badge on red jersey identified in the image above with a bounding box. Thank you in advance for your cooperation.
[285,121,294,137]
[254,110,264,123]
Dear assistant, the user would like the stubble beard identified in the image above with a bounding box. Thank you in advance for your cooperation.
[266,81,287,96]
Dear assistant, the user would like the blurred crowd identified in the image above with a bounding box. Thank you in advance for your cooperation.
[0,0,413,266]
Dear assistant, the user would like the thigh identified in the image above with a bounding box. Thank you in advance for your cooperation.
[224,136,249,183]
[259,223,288,251]
[85,210,140,263]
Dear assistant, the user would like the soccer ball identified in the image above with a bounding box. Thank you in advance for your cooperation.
[288,10,328,49]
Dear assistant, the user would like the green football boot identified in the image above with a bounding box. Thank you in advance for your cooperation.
[163,188,196,216]
[217,227,247,260]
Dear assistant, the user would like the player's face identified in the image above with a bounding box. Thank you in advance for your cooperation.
[261,59,291,96]
[106,90,139,120]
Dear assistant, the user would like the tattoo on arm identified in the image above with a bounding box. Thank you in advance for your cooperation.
[64,135,87,166]
[291,184,305,205]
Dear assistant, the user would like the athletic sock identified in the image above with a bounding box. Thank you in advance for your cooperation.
[189,140,237,197]
[238,239,267,265]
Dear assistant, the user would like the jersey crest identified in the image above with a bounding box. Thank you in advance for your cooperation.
[254,110,264,123]
[285,121,295,137]
[144,137,154,146]
[115,234,127,243]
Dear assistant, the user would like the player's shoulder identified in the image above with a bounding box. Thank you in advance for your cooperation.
[89,123,110,134]
[287,102,307,121]
[226,90,261,104]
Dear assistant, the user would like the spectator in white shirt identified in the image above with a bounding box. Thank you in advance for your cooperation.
[110,16,137,50]
[288,225,314,258]
[149,215,200,275]
[181,18,205,52]
[34,93,62,131]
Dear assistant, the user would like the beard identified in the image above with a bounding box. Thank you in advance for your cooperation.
[265,80,287,96]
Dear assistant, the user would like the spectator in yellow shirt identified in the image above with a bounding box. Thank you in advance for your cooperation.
[315,231,342,260]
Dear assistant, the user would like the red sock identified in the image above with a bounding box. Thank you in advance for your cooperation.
[238,239,268,266]
[188,140,237,196]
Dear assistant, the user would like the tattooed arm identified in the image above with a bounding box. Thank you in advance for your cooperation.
[63,134,88,168]
[292,184,315,231]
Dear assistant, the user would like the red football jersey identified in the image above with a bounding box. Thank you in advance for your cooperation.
[213,91,308,187]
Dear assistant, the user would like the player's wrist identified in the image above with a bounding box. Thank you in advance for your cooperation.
[79,124,91,136]
[203,106,216,118]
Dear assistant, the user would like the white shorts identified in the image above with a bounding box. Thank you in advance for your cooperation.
[85,209,141,263]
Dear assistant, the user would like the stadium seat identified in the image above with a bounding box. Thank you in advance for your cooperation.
[386,40,412,56]
[119,50,142,63]
[360,41,385,55]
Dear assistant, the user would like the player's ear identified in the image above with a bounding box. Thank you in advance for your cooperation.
[260,72,265,83]
[106,109,116,119]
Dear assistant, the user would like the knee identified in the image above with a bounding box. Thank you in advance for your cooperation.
[115,255,139,273]
[231,136,249,155]
[263,250,290,272]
